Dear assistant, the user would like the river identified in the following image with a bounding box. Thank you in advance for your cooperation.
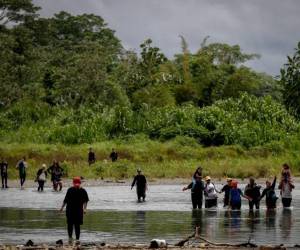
[0,184,299,246]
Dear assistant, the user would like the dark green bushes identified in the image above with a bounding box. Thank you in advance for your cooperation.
[0,94,299,147]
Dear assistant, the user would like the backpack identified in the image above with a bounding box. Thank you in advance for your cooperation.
[230,189,241,204]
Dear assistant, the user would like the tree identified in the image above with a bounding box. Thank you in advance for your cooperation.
[280,42,300,118]
[139,39,168,86]
[0,0,39,27]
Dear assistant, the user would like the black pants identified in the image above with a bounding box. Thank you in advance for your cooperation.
[67,223,80,240]
[205,199,217,208]
[20,174,26,187]
[38,180,45,191]
[282,198,292,208]
[223,197,229,207]
[249,200,260,210]
[191,193,203,209]
[1,173,8,188]
[137,188,146,201]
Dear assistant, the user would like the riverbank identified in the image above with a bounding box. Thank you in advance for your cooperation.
[0,242,296,250]
[1,138,300,181]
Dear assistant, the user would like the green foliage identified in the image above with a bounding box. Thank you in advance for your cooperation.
[0,1,298,151]
[0,0,39,26]
[280,41,300,118]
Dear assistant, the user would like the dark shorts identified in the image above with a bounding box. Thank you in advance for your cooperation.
[205,199,217,208]
[282,198,292,208]
[231,202,241,210]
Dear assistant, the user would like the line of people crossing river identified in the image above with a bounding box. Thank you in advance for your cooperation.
[182,164,295,210]
[0,158,297,244]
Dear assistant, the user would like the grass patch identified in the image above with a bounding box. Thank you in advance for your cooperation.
[1,136,300,180]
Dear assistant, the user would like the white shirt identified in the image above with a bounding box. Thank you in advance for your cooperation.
[205,183,218,200]
[281,182,292,199]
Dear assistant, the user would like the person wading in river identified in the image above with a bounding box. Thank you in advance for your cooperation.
[259,176,278,210]
[36,164,47,192]
[183,173,205,209]
[131,168,147,202]
[244,177,261,210]
[47,160,64,191]
[204,176,218,208]
[229,180,251,210]
[16,157,27,189]
[0,159,8,189]
[218,178,232,207]
[60,177,89,244]
[278,175,295,208]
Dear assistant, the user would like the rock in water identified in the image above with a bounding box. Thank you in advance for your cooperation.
[150,239,166,248]
[56,239,63,245]
[25,240,34,246]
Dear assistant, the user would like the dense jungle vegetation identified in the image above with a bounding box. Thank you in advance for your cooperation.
[1,0,300,178]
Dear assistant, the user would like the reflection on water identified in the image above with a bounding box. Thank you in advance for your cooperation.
[0,208,300,246]
[0,185,299,245]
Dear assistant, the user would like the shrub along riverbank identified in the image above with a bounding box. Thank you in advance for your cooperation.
[1,134,300,180]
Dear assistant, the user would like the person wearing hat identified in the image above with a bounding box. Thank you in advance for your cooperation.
[131,168,147,202]
[36,164,48,192]
[218,178,232,207]
[60,177,89,243]
[204,176,218,208]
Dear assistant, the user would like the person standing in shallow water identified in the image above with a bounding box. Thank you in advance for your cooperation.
[218,178,232,207]
[259,176,278,210]
[183,173,205,209]
[36,164,47,192]
[88,147,96,166]
[244,177,261,210]
[16,157,27,189]
[60,177,89,244]
[204,176,218,208]
[229,180,251,210]
[0,159,8,188]
[131,169,147,202]
[278,175,295,208]
[47,160,64,191]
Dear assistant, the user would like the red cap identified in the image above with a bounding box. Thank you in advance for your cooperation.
[73,177,81,187]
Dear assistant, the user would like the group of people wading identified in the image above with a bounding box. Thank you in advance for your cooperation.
[0,158,296,244]
[1,157,64,192]
[183,164,295,210]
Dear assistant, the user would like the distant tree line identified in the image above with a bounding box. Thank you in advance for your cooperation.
[0,0,299,146]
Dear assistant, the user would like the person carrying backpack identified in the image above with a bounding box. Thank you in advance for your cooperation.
[36,164,47,192]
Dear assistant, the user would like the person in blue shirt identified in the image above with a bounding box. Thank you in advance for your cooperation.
[229,180,251,210]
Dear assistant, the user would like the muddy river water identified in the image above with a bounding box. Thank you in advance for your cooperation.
[0,184,299,246]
